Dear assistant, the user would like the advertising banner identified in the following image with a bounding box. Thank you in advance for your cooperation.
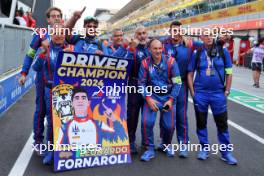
[0,69,35,117]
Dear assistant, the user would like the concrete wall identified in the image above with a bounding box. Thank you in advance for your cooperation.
[0,23,33,75]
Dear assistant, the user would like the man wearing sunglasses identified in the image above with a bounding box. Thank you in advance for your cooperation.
[187,30,237,165]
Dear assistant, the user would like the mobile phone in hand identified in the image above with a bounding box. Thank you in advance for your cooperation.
[163,105,169,110]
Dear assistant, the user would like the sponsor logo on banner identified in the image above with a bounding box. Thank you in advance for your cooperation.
[91,87,104,99]
[11,76,22,100]
[0,85,7,111]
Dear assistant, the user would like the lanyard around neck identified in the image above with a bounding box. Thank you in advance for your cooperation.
[205,51,213,68]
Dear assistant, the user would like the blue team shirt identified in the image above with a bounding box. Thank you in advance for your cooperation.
[21,31,50,75]
[188,47,232,92]
[163,39,192,80]
[33,42,66,85]
[69,35,108,54]
[107,45,133,59]
[130,44,150,79]
[138,54,182,99]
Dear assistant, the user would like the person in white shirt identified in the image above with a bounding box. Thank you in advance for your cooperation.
[15,9,27,27]
[247,38,264,88]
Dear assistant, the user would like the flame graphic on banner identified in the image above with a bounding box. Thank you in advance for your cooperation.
[93,103,129,146]
[93,103,122,124]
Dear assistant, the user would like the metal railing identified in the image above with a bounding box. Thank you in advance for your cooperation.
[0,23,33,75]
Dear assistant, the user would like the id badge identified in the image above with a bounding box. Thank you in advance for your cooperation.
[210,69,215,76]
[206,68,211,76]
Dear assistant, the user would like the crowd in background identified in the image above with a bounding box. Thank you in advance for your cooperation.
[13,7,36,28]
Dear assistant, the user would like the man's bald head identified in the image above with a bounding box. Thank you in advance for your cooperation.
[149,39,162,61]
[149,39,162,48]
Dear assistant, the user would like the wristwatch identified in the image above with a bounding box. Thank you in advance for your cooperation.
[225,90,230,95]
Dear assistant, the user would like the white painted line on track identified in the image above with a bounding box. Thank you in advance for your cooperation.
[8,121,47,176]
[228,97,264,114]
[188,98,264,145]
[227,120,264,145]
[8,133,34,176]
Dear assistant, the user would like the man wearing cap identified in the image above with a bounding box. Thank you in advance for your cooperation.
[66,8,108,54]
[187,31,237,165]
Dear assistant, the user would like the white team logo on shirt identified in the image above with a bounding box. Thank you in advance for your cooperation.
[138,51,144,58]
[68,120,97,146]
[168,49,173,56]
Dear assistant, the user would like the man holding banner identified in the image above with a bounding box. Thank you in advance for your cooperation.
[33,23,74,165]
[19,7,63,153]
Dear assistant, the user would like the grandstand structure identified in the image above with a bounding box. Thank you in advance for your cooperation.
[109,0,264,40]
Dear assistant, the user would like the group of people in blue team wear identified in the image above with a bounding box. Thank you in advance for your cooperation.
[18,6,237,166]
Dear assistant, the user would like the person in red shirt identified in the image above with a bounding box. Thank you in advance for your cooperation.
[24,11,36,28]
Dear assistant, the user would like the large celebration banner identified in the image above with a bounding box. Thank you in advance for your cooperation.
[52,51,133,171]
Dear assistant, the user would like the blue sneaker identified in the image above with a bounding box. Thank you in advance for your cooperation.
[43,151,53,165]
[165,145,174,157]
[179,147,188,158]
[197,149,209,160]
[157,143,165,152]
[130,142,138,154]
[221,153,238,165]
[140,149,155,161]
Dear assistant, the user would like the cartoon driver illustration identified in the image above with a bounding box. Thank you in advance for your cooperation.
[57,87,123,146]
